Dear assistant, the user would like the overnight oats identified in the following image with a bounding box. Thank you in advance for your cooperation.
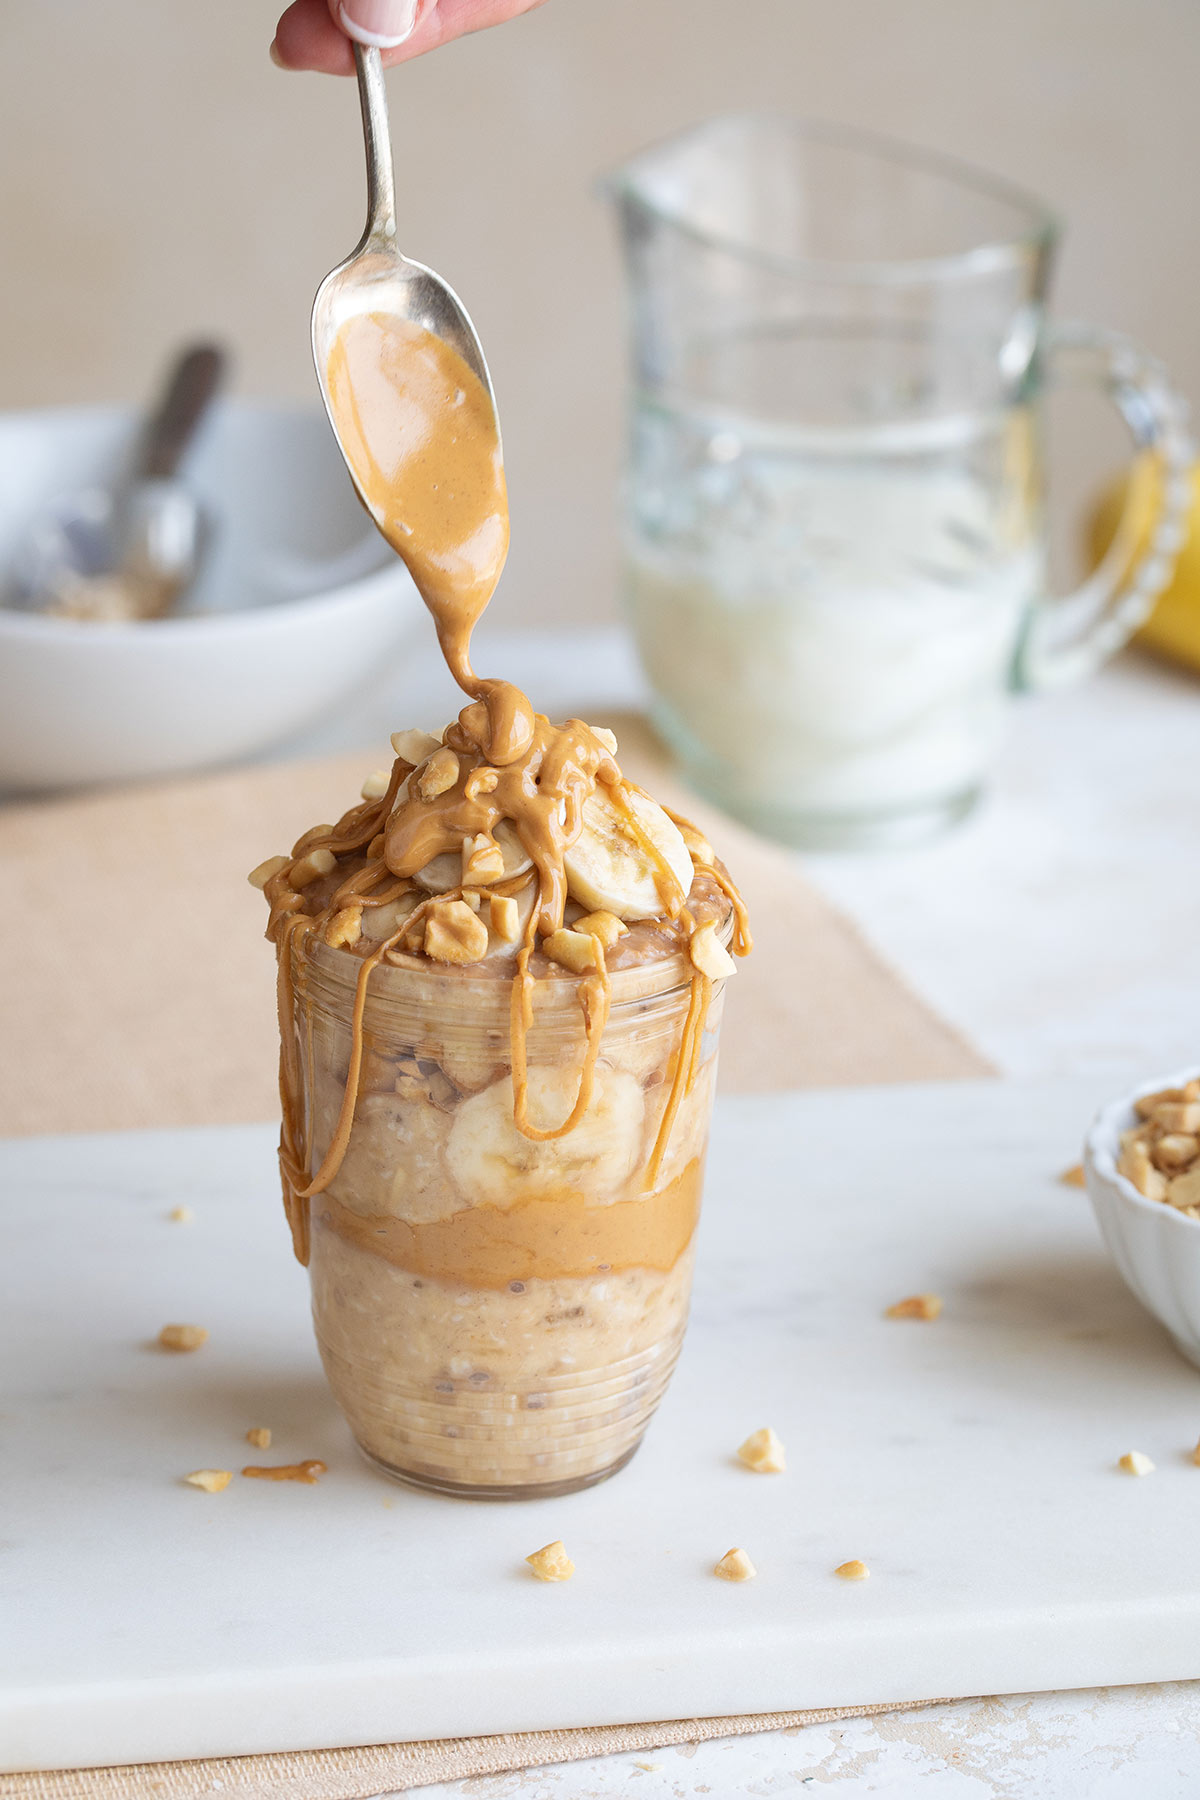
[252,723,747,1497]
[252,234,748,1495]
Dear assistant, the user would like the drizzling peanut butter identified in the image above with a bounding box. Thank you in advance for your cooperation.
[260,305,750,1265]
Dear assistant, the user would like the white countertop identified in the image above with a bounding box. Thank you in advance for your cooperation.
[279,627,1200,1798]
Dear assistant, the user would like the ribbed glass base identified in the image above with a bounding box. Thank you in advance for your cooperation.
[357,1438,642,1501]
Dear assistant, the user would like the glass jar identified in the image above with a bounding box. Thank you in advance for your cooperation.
[608,117,1191,848]
[283,932,727,1499]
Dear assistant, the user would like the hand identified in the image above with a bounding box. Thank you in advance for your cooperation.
[272,0,548,72]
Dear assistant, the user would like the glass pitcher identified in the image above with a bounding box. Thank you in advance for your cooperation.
[609,117,1192,849]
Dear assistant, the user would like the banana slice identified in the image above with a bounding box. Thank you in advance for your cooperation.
[414,819,532,893]
[564,786,693,921]
[359,890,422,943]
[446,1064,644,1208]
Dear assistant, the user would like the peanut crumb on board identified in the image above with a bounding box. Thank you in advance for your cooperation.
[157,1323,208,1352]
[1192,1438,1200,1468]
[1059,1164,1085,1188]
[184,1470,232,1493]
[713,1547,756,1582]
[737,1426,786,1473]
[835,1559,870,1580]
[885,1294,941,1321]
[526,1540,575,1582]
[245,1427,272,1450]
[167,1204,194,1223]
[1118,1452,1155,1476]
[242,1460,326,1483]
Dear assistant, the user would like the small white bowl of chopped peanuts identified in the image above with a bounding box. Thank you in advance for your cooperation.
[1084,1066,1200,1370]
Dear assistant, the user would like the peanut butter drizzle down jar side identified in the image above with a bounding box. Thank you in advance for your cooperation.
[260,314,751,1266]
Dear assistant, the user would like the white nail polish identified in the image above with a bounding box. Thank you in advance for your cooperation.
[338,0,419,49]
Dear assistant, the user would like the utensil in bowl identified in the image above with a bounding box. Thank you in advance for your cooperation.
[9,344,226,621]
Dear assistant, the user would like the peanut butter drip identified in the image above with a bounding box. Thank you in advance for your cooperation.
[385,709,617,936]
[258,309,750,1265]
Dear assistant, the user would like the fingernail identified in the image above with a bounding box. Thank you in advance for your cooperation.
[268,38,290,67]
[337,0,419,48]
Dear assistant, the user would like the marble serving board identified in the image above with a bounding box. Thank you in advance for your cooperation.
[6,1076,1200,1774]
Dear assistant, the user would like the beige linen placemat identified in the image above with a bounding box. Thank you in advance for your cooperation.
[1,717,987,1789]
[4,1699,955,1797]
[0,713,987,1137]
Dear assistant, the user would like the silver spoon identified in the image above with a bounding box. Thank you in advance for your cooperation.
[310,44,501,502]
[10,344,225,621]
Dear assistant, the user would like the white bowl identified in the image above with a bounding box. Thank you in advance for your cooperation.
[1084,1065,1200,1371]
[0,402,420,792]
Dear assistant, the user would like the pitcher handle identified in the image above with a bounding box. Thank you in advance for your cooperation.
[1016,321,1194,690]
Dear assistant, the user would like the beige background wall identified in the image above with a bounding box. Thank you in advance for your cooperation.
[0,0,1196,624]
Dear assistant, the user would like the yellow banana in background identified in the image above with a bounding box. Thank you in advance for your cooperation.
[1089,455,1200,672]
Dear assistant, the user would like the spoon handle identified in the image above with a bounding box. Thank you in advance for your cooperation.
[138,344,226,482]
[354,44,397,247]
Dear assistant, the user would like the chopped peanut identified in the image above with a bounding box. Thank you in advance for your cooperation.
[885,1294,942,1321]
[460,887,482,913]
[835,1560,870,1580]
[526,1540,575,1582]
[574,911,629,949]
[290,847,337,889]
[1152,1102,1200,1135]
[490,893,520,943]
[713,1547,756,1582]
[158,1324,209,1352]
[689,920,736,981]
[737,1426,786,1474]
[462,832,506,885]
[1135,1086,1192,1119]
[414,747,460,800]
[543,927,600,974]
[1154,1134,1200,1169]
[324,904,363,950]
[423,899,490,965]
[678,823,715,867]
[465,765,500,800]
[184,1469,232,1493]
[1191,1438,1200,1468]
[1118,1451,1154,1476]
[390,728,441,765]
[360,768,392,800]
[245,1427,272,1450]
[1168,1168,1200,1212]
[168,1205,193,1224]
[1118,1138,1169,1204]
[247,854,289,891]
[242,1460,326,1483]
[1059,1164,1086,1188]
[591,726,618,755]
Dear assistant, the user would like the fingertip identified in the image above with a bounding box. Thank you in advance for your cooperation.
[274,0,357,72]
